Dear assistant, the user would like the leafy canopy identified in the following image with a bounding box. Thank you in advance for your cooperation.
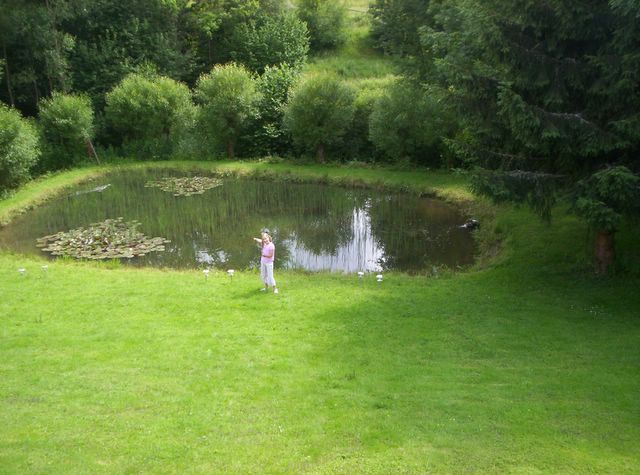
[195,63,260,158]
[0,104,40,194]
[283,73,355,161]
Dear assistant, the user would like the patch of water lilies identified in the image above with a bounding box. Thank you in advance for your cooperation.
[36,218,170,260]
[145,176,222,196]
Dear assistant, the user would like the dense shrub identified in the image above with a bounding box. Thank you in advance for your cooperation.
[369,80,455,166]
[104,73,195,159]
[240,64,300,157]
[0,104,40,195]
[195,63,260,159]
[38,92,94,170]
[229,13,309,73]
[331,79,387,161]
[283,74,355,162]
[296,0,346,52]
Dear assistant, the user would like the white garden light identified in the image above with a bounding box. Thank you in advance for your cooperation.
[203,269,210,280]
[41,265,48,273]
[227,269,235,280]
[376,274,383,282]
[18,268,26,276]
[357,271,364,279]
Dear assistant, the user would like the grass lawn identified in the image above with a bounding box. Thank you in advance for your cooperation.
[1,161,639,473]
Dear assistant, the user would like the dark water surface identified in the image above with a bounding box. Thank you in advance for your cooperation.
[0,169,477,272]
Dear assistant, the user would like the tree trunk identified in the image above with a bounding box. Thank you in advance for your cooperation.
[2,39,15,107]
[226,140,235,159]
[85,137,100,165]
[594,231,614,275]
[316,143,326,163]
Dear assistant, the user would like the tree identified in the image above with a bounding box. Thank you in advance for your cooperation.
[38,91,95,170]
[0,104,40,195]
[370,0,429,58]
[374,0,640,272]
[195,63,260,159]
[178,0,289,85]
[573,166,640,274]
[242,63,300,156]
[283,74,355,162]
[229,12,309,73]
[296,0,346,52]
[105,73,195,159]
[67,0,185,110]
[369,79,455,165]
[0,0,75,114]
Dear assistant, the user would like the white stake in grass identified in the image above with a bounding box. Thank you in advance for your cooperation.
[203,269,210,280]
[376,274,383,283]
[227,269,235,281]
[18,268,26,276]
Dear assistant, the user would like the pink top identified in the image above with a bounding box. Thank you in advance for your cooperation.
[261,242,275,264]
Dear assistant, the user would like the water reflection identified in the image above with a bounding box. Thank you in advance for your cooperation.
[0,169,476,272]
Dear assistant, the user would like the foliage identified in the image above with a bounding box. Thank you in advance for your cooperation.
[369,80,455,165]
[0,0,75,114]
[471,169,563,222]
[229,12,309,73]
[195,63,260,159]
[372,0,640,171]
[38,92,94,170]
[332,82,384,162]
[0,103,40,195]
[296,0,347,52]
[104,73,195,159]
[0,0,184,114]
[283,74,355,162]
[179,0,289,85]
[369,0,429,58]
[66,0,185,109]
[573,166,640,233]
[241,63,300,157]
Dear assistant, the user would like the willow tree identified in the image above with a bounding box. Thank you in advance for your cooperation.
[283,74,355,163]
[195,63,260,159]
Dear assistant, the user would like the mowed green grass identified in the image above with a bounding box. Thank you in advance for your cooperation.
[1,162,639,473]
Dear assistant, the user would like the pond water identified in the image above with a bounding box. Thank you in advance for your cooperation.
[0,169,477,272]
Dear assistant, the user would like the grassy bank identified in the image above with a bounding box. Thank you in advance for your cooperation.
[1,162,639,473]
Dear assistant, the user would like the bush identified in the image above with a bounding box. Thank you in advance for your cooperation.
[0,104,40,195]
[229,13,309,73]
[369,80,455,166]
[283,73,355,162]
[104,73,196,159]
[38,92,94,171]
[296,0,346,52]
[240,64,300,156]
[195,63,260,159]
[330,79,387,162]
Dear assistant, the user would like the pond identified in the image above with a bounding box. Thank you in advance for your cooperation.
[0,169,477,273]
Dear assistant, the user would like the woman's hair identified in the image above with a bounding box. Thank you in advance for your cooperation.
[261,232,272,242]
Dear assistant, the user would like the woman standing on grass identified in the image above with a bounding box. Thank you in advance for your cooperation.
[253,232,278,294]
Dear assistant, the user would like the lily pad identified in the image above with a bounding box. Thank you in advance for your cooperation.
[145,176,222,196]
[36,218,170,260]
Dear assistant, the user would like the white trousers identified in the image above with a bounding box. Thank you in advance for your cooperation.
[261,262,276,287]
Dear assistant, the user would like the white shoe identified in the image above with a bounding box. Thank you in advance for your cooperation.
[274,288,279,294]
